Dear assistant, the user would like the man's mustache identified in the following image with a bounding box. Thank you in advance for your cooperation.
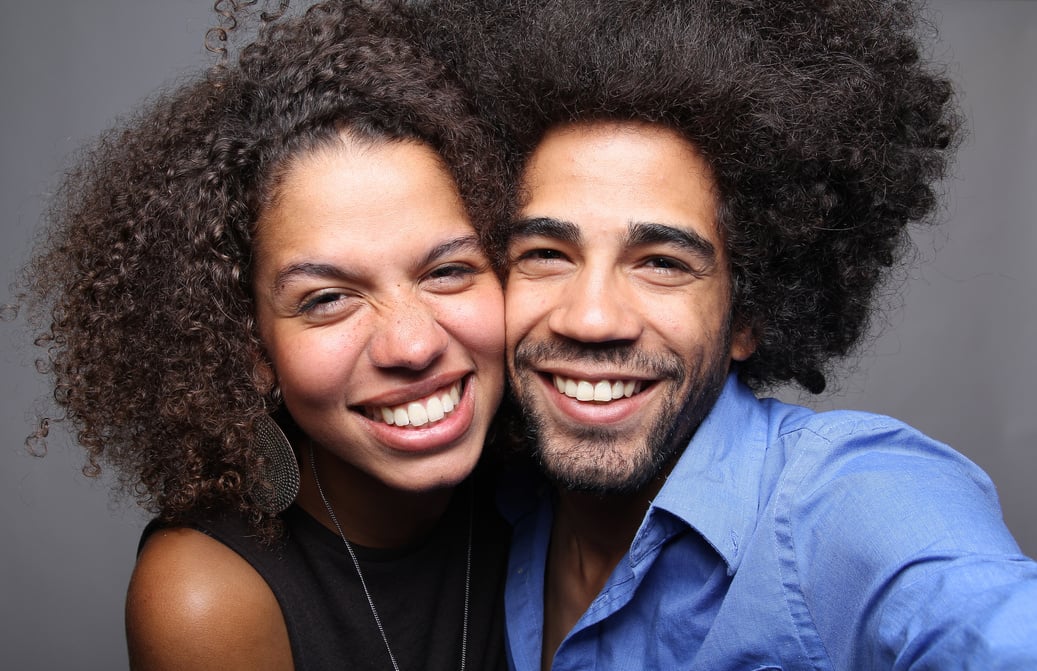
[512,339,686,381]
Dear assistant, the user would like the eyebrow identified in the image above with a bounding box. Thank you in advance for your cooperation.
[418,233,483,269]
[509,217,583,245]
[270,233,483,295]
[510,216,716,263]
[626,221,716,262]
[272,262,358,295]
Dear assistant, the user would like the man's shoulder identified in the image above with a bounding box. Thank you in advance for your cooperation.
[759,396,962,470]
[792,409,927,452]
[707,375,933,452]
[759,403,1019,563]
[745,397,1008,536]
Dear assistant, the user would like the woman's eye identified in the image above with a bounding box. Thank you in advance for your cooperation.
[424,263,479,290]
[428,263,474,279]
[298,290,351,317]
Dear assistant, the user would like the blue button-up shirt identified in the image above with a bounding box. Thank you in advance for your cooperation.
[502,374,1037,670]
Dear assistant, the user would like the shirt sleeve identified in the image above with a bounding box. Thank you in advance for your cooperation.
[781,415,1037,670]
[873,553,1037,670]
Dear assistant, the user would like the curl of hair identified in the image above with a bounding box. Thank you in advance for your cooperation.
[206,0,292,60]
[19,0,504,536]
[415,0,963,393]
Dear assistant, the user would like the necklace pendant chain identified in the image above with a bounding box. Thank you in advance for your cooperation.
[309,446,473,671]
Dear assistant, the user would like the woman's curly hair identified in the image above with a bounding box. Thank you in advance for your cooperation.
[413,0,964,394]
[17,0,505,533]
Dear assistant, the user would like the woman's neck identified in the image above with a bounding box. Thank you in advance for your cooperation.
[295,444,455,548]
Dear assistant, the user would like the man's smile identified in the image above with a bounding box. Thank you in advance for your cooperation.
[549,374,646,402]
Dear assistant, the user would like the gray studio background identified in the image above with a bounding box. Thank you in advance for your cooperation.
[2,1,1035,669]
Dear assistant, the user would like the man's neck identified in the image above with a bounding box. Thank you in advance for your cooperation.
[540,482,662,671]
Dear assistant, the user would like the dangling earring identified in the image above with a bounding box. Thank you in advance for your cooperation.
[251,414,300,515]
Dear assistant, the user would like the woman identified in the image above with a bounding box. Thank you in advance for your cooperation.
[19,2,509,669]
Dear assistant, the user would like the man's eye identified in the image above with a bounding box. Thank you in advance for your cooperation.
[515,248,565,262]
[509,246,574,279]
[644,256,689,271]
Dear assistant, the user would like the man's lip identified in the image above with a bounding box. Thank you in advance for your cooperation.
[533,370,656,425]
[533,366,655,384]
[548,373,645,402]
[535,369,655,392]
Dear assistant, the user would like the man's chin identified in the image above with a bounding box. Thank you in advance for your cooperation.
[547,471,658,497]
[533,437,670,496]
[512,364,702,495]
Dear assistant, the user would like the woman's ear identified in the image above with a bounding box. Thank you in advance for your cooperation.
[253,355,278,398]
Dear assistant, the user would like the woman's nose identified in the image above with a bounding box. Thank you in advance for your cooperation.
[366,297,450,370]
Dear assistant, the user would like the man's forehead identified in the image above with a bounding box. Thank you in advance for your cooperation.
[514,119,721,249]
[508,215,718,269]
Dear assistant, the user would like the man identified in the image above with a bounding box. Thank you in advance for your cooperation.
[416,0,1037,668]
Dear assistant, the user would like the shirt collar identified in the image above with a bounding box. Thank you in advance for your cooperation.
[647,373,769,575]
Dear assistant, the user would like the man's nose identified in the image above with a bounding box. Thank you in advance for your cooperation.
[546,267,643,344]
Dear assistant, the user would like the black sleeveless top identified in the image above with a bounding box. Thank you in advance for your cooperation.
[140,479,510,671]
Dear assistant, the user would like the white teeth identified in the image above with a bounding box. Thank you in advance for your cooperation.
[407,402,428,427]
[371,381,462,427]
[553,375,643,403]
[426,396,444,422]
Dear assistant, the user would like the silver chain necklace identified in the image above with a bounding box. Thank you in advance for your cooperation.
[309,445,472,671]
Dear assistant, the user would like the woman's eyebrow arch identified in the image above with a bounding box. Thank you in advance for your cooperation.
[420,233,482,267]
[272,262,357,293]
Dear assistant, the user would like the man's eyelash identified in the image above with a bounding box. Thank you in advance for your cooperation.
[516,248,564,260]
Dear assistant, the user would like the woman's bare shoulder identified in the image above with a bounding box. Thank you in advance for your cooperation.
[126,527,293,671]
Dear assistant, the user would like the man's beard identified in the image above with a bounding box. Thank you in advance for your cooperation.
[509,335,731,496]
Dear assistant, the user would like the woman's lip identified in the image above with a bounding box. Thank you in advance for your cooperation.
[359,374,478,453]
[351,370,469,409]
[363,379,463,427]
